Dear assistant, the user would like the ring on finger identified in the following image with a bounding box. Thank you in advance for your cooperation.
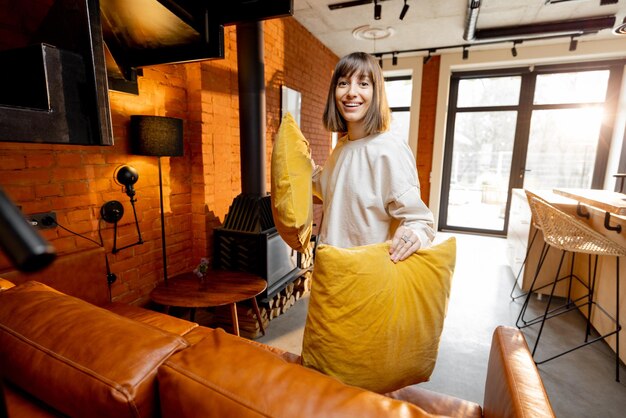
[401,234,412,244]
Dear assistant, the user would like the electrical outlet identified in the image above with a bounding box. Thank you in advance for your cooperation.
[27,212,57,230]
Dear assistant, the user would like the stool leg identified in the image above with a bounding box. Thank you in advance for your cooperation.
[565,252,576,308]
[584,255,599,343]
[517,243,549,328]
[617,257,621,383]
[532,250,566,358]
[510,228,539,300]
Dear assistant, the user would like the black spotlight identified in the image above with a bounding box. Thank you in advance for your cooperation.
[374,0,381,20]
[400,0,409,20]
[115,165,139,199]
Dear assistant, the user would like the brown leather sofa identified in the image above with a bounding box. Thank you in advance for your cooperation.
[0,279,555,417]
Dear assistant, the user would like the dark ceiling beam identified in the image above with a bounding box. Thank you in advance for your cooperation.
[474,15,616,41]
[463,0,615,43]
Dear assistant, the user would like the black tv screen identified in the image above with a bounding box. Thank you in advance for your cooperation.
[0,0,113,146]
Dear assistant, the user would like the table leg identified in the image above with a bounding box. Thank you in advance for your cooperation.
[252,297,265,336]
[230,303,240,336]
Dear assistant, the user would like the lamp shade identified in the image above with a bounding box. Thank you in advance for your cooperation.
[130,115,183,157]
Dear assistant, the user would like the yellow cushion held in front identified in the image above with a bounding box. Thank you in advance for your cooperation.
[270,112,313,253]
[301,237,456,394]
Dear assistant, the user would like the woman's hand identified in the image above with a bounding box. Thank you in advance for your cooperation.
[389,227,421,263]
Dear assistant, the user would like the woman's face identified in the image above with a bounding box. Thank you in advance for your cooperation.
[335,72,373,127]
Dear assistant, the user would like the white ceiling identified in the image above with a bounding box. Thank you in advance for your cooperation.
[292,0,626,58]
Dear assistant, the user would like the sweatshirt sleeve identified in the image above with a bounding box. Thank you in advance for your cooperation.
[388,187,435,248]
[312,164,323,203]
[382,140,435,248]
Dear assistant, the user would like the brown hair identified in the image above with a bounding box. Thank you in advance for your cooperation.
[322,52,391,135]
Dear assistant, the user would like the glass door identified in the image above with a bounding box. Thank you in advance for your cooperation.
[439,63,619,235]
[523,70,610,190]
[439,72,523,234]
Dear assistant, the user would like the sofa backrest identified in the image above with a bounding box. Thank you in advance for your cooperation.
[0,281,189,418]
[158,327,434,418]
[0,248,110,306]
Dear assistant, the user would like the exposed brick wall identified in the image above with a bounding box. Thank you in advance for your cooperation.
[0,15,337,305]
[417,55,441,206]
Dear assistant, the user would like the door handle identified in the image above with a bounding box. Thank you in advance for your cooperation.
[519,168,531,179]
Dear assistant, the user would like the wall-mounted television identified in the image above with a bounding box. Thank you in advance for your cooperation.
[0,0,113,145]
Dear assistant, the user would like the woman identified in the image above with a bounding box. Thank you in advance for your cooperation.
[313,52,435,262]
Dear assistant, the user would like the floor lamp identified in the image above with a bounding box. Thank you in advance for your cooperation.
[130,115,183,285]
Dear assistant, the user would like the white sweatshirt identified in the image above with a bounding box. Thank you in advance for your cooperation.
[312,129,435,249]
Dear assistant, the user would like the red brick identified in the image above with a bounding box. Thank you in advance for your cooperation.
[0,154,26,170]
[35,183,63,197]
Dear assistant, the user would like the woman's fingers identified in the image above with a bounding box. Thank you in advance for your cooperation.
[389,228,421,263]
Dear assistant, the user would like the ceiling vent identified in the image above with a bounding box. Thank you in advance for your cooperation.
[614,16,626,34]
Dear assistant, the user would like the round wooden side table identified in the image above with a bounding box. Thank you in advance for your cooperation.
[149,270,267,337]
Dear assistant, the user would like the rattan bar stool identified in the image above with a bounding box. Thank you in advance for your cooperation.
[527,195,625,382]
[515,190,583,329]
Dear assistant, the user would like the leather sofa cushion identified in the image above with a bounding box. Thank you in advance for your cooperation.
[386,386,482,418]
[0,281,189,418]
[2,383,61,418]
[159,328,433,418]
[104,301,198,336]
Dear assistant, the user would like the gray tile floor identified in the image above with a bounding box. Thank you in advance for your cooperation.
[257,232,626,417]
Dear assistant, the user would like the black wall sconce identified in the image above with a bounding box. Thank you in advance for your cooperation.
[101,165,144,254]
[130,115,184,285]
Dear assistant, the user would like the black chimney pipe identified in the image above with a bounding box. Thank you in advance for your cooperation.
[236,21,266,196]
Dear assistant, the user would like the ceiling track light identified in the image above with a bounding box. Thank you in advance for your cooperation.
[399,0,409,20]
[511,41,521,57]
[374,0,381,20]
[569,35,578,51]
[462,46,469,60]
[392,52,398,66]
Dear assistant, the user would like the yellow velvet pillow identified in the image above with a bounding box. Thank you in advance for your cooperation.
[301,237,456,394]
[271,112,313,252]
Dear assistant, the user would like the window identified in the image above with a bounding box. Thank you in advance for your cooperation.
[439,61,624,235]
[384,74,412,143]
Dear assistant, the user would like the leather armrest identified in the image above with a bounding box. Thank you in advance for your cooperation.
[0,278,15,291]
[483,326,555,418]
